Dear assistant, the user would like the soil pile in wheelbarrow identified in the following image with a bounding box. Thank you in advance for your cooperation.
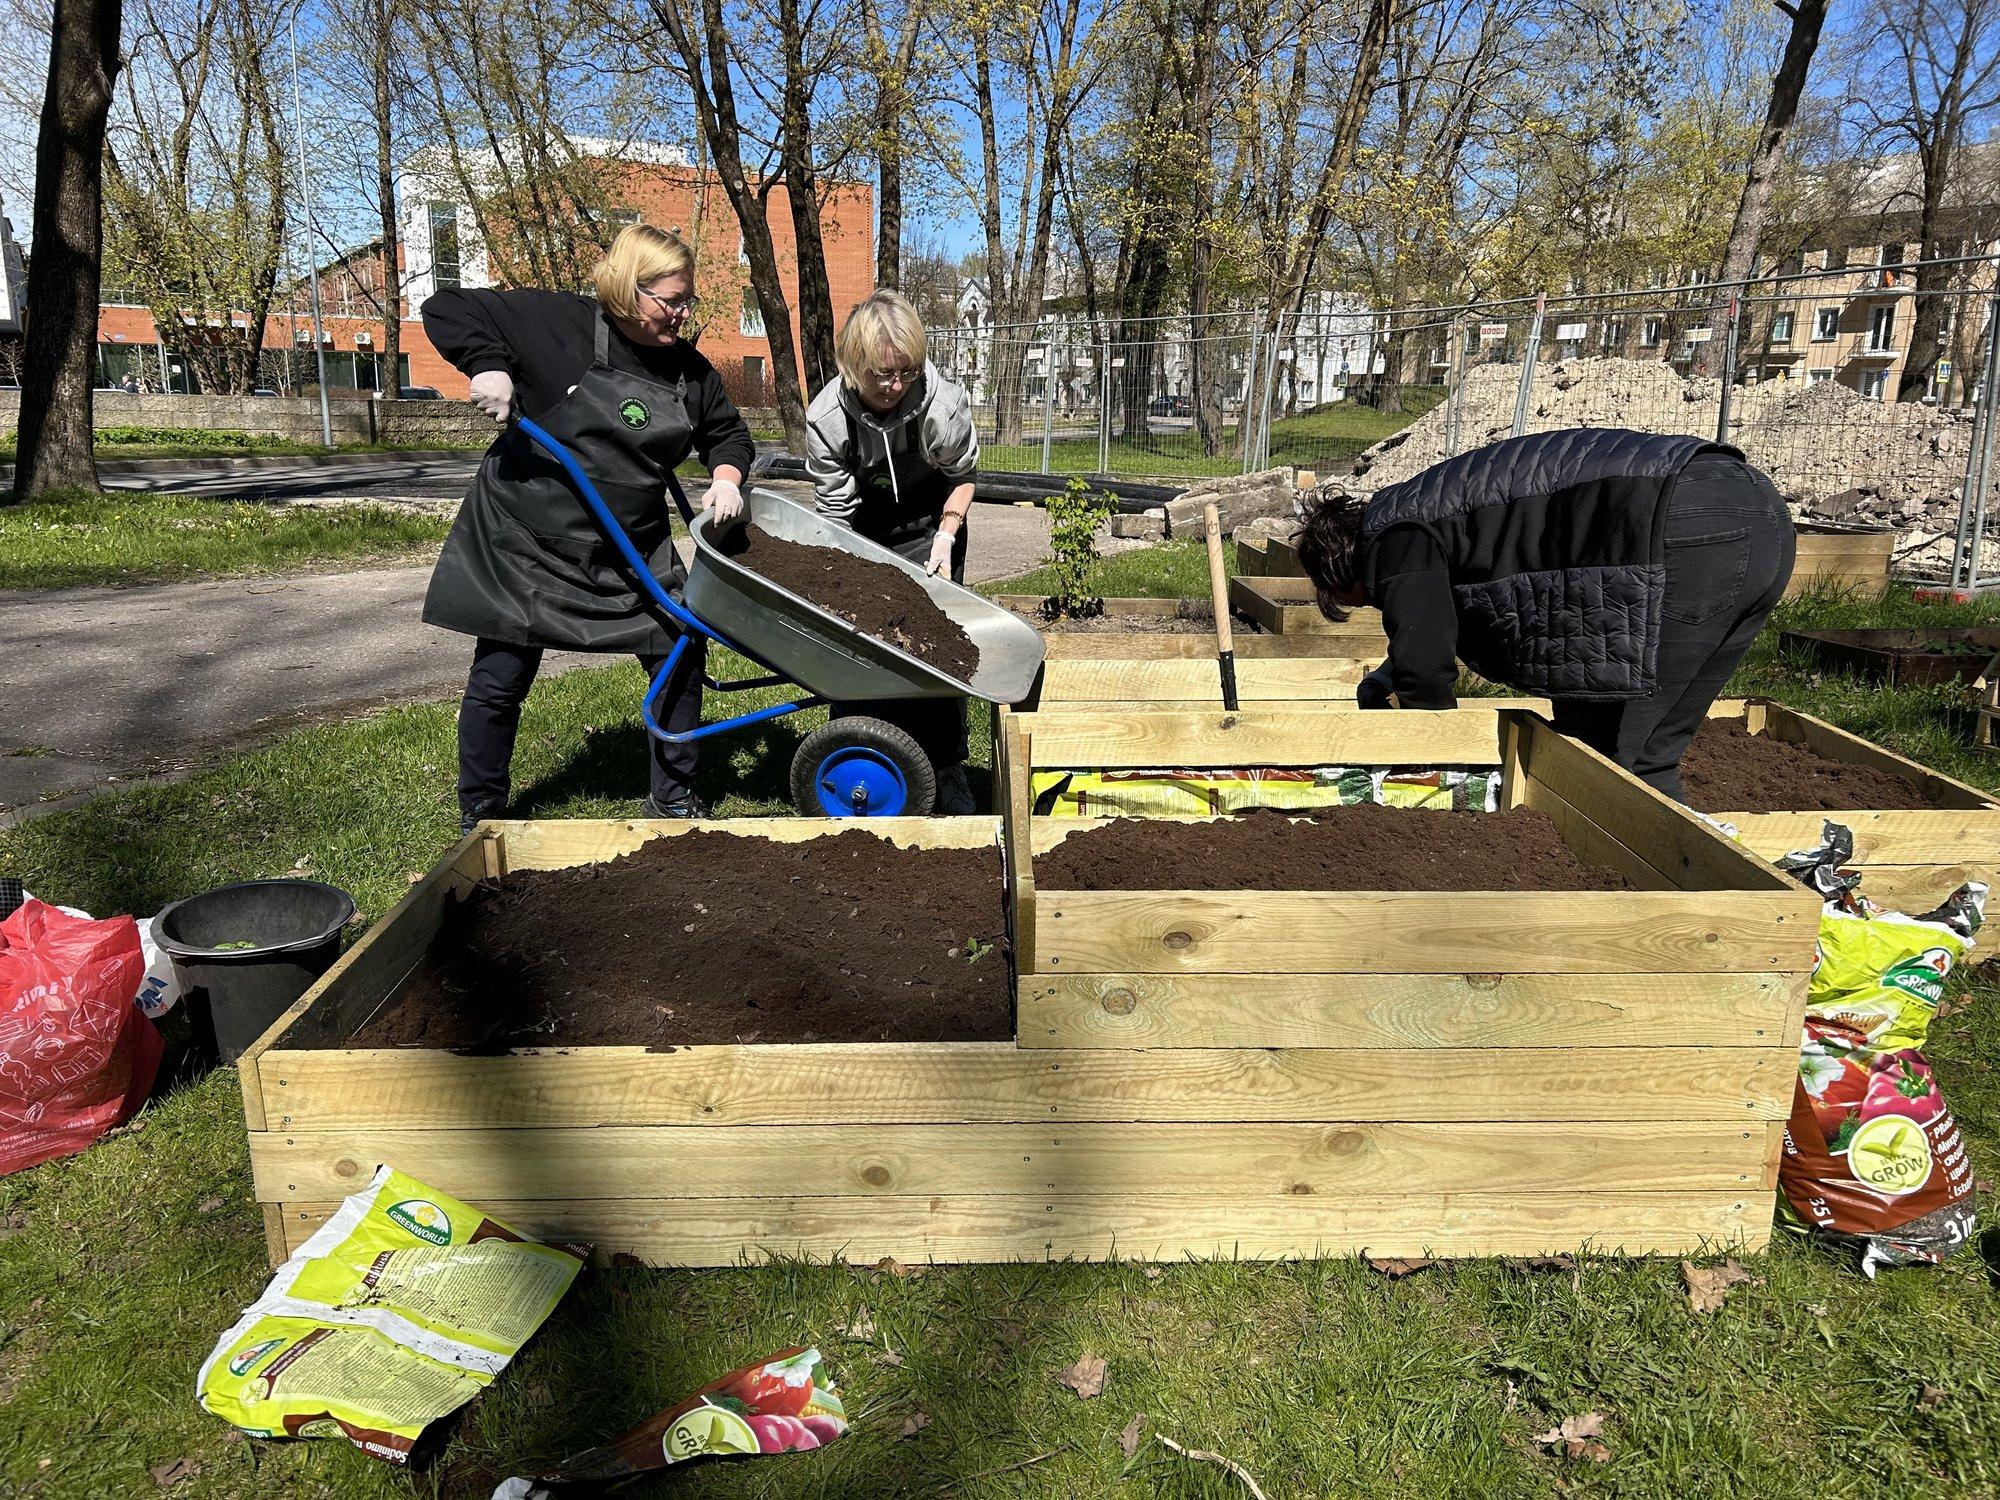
[1680,718,1933,813]
[1037,804,1627,891]
[720,524,982,683]
[348,829,1010,1050]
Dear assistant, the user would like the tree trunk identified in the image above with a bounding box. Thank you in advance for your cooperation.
[865,0,922,290]
[16,0,123,500]
[778,0,837,393]
[374,0,401,391]
[1692,0,1827,377]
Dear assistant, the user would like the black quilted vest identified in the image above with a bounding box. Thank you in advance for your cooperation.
[1362,429,1741,699]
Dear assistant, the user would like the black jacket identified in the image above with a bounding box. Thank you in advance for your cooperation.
[1362,428,1741,703]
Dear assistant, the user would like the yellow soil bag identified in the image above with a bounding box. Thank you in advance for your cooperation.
[197,1166,585,1462]
[1029,766,1501,817]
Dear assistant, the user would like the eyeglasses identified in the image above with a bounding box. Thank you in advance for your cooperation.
[866,365,922,387]
[637,285,702,317]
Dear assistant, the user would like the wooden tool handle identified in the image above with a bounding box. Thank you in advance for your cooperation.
[1202,502,1239,709]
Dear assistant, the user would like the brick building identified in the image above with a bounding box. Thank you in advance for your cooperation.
[90,139,875,403]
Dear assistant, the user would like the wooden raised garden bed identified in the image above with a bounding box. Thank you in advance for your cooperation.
[1001,706,1819,1256]
[1235,533,1306,578]
[1690,699,2000,909]
[1228,575,1390,646]
[1784,526,1893,600]
[1776,627,2000,689]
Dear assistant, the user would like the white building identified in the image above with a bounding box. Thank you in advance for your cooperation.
[0,194,24,335]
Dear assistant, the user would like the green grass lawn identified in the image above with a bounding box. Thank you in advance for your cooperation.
[0,495,453,589]
[981,536,1238,602]
[977,394,1438,481]
[4,566,2000,1496]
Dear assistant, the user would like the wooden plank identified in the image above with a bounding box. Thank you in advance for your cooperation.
[1016,971,1796,1049]
[271,1190,1771,1264]
[1040,633,1377,661]
[261,1201,290,1268]
[1237,535,1271,576]
[497,816,998,871]
[1725,810,2000,867]
[1518,717,1802,892]
[236,832,485,1065]
[252,1119,1774,1204]
[254,1041,1796,1128]
[1229,576,1387,639]
[1030,889,1817,974]
[1516,771,1677,890]
[1812,862,1987,915]
[1002,715,1036,974]
[1017,707,1506,770]
[1039,658,1371,704]
[1759,705,1998,810]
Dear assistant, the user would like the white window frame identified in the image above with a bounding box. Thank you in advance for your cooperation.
[1770,311,1795,345]
[1813,307,1839,342]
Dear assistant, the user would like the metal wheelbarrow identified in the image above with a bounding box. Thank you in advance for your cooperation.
[517,415,1045,816]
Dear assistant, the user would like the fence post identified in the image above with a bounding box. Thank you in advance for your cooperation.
[1239,329,1260,475]
[1257,318,1285,471]
[1952,282,2000,590]
[1510,293,1546,438]
[1967,290,2000,590]
[1443,314,1468,458]
[1039,333,1057,477]
[1098,341,1112,477]
[1714,295,1739,445]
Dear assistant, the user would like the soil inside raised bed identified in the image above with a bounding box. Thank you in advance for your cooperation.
[1681,718,1934,813]
[719,524,981,682]
[344,829,1010,1051]
[1036,804,1628,891]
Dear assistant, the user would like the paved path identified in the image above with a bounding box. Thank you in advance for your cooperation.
[1,486,1053,821]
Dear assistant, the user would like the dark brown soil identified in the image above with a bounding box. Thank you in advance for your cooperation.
[1681,718,1933,813]
[1035,804,1627,891]
[721,524,981,682]
[345,829,1010,1051]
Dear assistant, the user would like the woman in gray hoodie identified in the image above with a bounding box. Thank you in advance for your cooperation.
[803,289,982,813]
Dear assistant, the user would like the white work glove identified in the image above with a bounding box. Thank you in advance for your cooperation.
[925,529,956,577]
[468,370,514,423]
[703,477,745,530]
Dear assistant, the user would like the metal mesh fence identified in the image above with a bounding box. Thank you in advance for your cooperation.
[939,256,2000,585]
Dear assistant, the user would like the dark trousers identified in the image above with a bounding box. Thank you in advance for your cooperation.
[832,521,972,767]
[1552,456,1796,802]
[457,635,706,817]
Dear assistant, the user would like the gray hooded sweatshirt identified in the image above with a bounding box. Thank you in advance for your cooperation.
[803,363,980,535]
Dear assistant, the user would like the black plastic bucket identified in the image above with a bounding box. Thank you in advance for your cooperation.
[154,879,356,1063]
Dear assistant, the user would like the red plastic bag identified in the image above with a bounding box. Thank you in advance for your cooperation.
[0,898,161,1176]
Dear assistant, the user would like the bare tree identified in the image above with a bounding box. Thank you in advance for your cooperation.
[15,0,122,499]
[1852,0,2000,401]
[103,0,288,396]
[1691,0,1828,376]
[860,0,926,288]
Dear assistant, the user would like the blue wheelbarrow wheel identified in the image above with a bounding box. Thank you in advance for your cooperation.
[791,717,937,817]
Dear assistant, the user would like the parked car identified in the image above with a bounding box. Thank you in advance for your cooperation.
[251,388,280,397]
[1147,394,1192,417]
[397,385,443,400]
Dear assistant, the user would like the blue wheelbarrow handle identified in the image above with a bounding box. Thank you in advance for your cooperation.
[511,414,822,748]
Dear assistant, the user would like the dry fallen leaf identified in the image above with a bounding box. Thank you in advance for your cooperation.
[843,1309,877,1340]
[1142,1265,1163,1281]
[875,1255,911,1279]
[873,1347,906,1368]
[900,1412,930,1439]
[1918,1383,1948,1411]
[1532,1410,1609,1461]
[196,1196,225,1215]
[1682,1258,1758,1315]
[1507,1254,1576,1274]
[1366,1254,1435,1279]
[1119,1412,1147,1458]
[525,1382,554,1409]
[150,1458,200,1488]
[1057,1354,1108,1399]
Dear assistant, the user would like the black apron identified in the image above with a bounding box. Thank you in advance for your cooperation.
[423,311,696,655]
[842,403,960,563]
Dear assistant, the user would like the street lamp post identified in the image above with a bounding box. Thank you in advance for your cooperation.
[288,3,333,446]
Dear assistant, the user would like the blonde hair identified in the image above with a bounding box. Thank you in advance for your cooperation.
[836,289,927,388]
[592,224,694,320]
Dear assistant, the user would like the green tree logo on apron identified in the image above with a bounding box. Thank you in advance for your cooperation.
[618,398,651,430]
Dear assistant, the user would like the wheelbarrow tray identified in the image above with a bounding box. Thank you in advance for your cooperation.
[686,491,1046,704]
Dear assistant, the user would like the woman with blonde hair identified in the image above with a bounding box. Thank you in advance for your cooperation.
[421,223,754,828]
[804,288,981,813]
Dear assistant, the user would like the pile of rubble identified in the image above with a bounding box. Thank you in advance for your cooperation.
[1341,358,1980,549]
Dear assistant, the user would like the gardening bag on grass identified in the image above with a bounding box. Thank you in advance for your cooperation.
[1029,765,1502,817]
[0,898,161,1176]
[1776,824,1986,1275]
